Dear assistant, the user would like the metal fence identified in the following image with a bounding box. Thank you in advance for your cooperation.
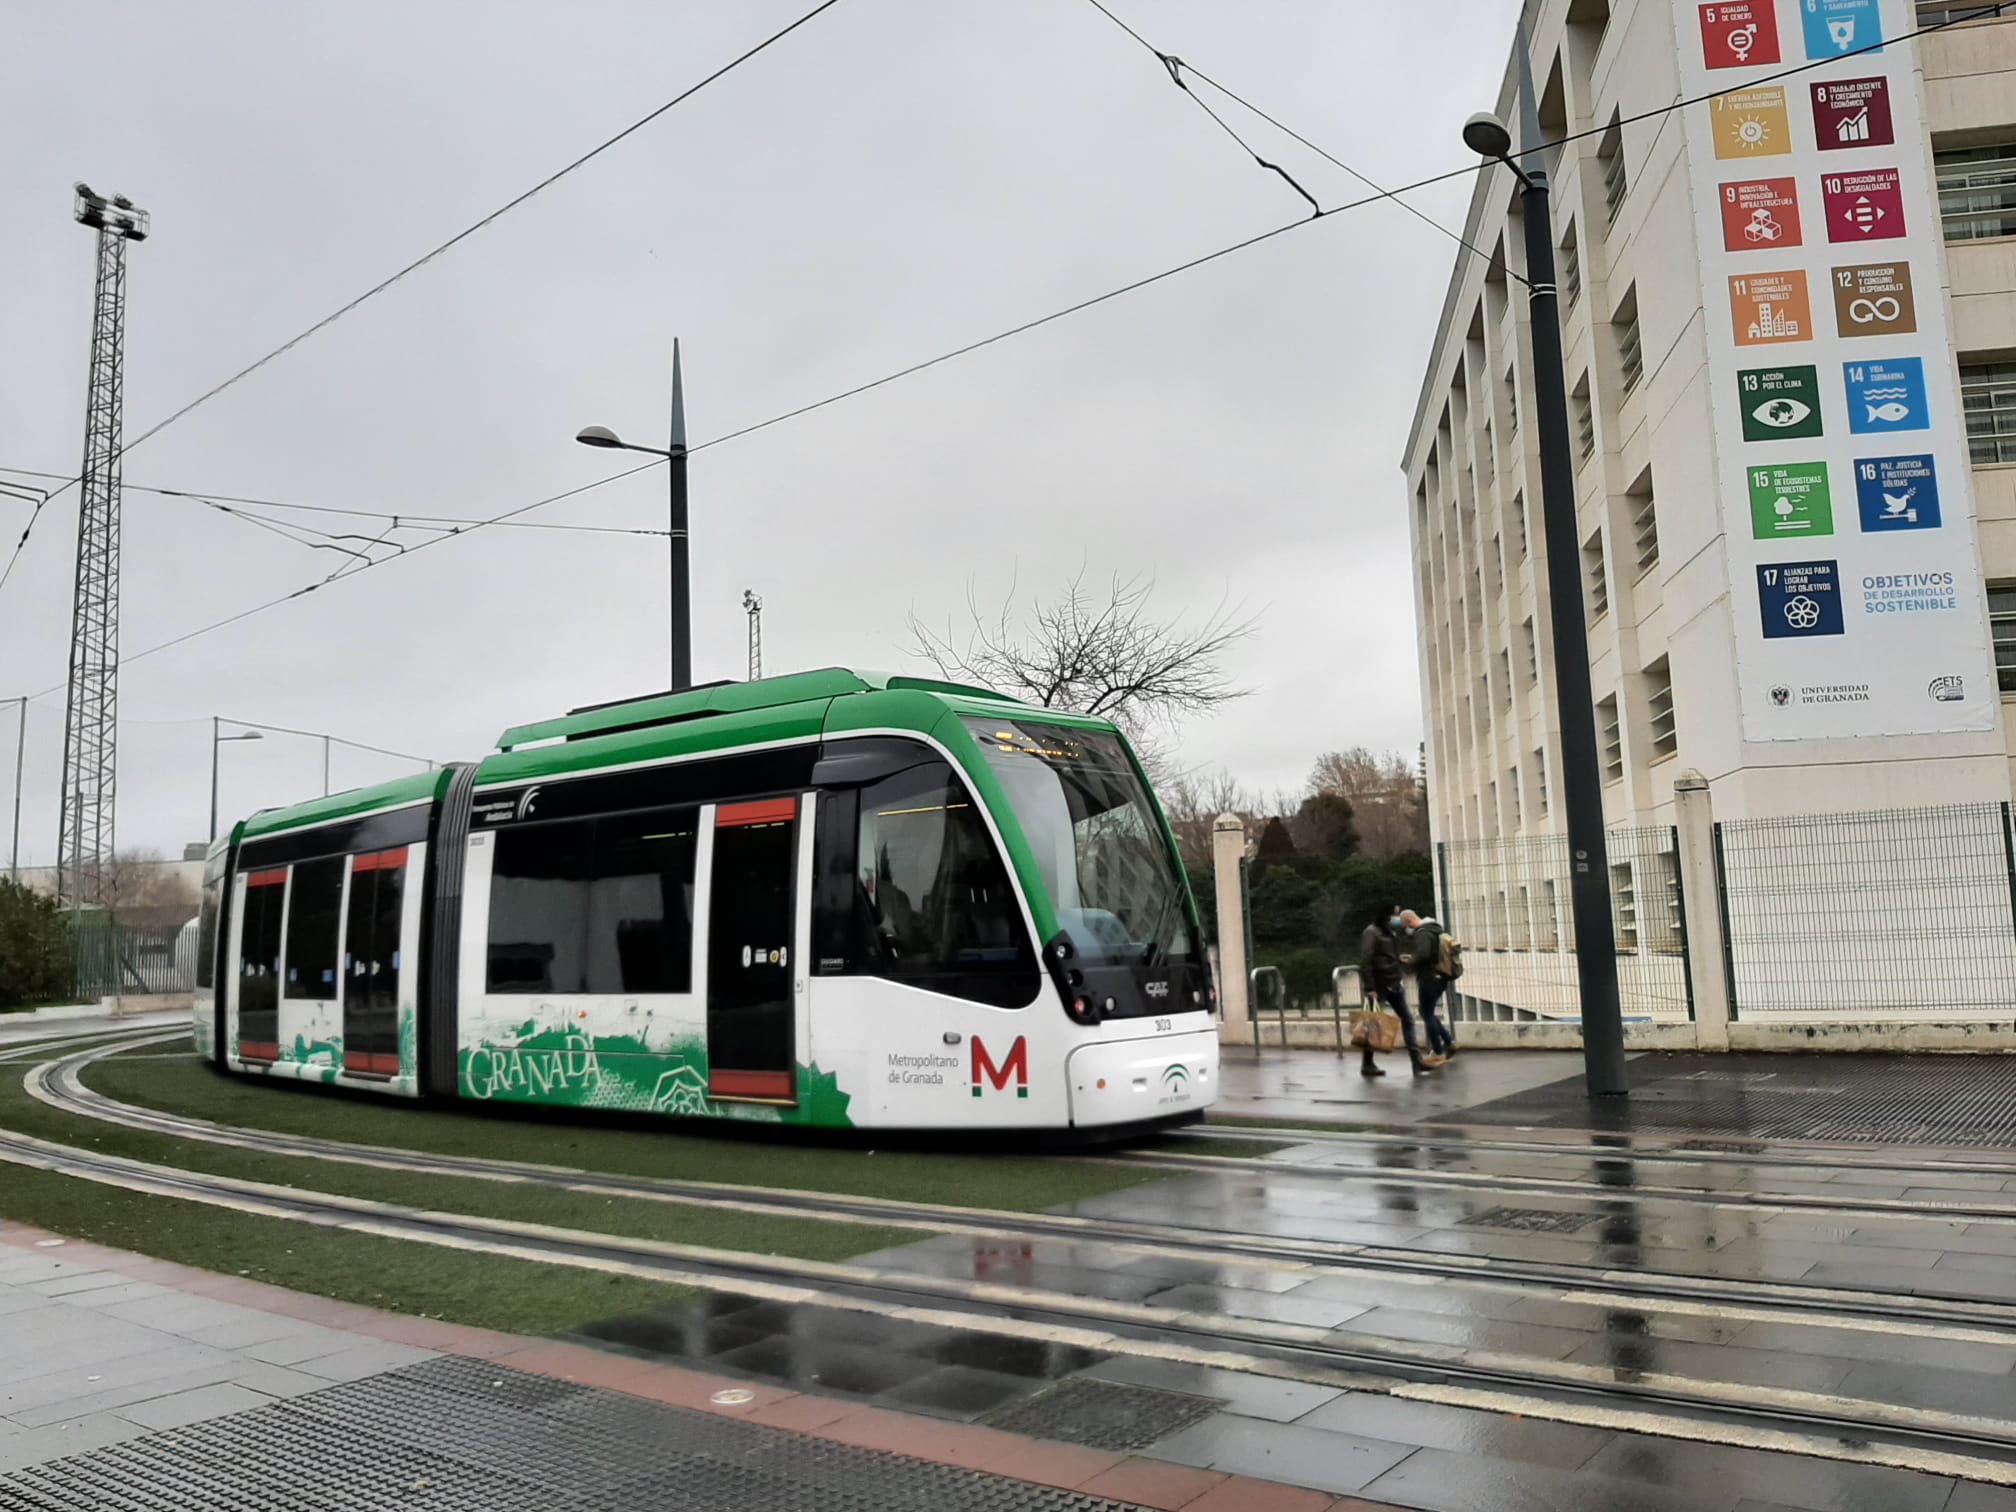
[1436,826,1693,1024]
[1716,802,2016,1022]
[62,912,195,1000]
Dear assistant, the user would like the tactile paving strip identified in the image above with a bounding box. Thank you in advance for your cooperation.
[1451,1052,2016,1146]
[978,1377,1220,1452]
[1458,1205,1599,1235]
[0,1356,1154,1512]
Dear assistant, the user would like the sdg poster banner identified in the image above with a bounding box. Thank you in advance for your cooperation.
[1673,0,1997,740]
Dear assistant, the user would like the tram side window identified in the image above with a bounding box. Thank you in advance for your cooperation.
[843,760,1037,1008]
[485,807,697,994]
[592,815,697,993]
[283,856,342,1001]
[238,871,286,1046]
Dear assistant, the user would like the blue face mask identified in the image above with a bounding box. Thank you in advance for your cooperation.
[1389,915,1403,930]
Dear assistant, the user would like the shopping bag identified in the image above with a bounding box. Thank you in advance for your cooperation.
[1348,1010,1403,1052]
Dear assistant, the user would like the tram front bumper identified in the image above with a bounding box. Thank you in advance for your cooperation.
[1065,1027,1218,1127]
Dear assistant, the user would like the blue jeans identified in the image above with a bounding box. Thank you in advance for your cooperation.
[1417,974,1454,1054]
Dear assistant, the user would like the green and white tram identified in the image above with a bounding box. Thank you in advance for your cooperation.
[192,669,1219,1133]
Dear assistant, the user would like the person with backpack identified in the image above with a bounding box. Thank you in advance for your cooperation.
[1359,902,1437,1077]
[1400,908,1458,1059]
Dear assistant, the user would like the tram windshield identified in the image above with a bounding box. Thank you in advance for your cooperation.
[965,717,1193,966]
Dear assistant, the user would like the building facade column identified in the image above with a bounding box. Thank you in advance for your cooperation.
[1673,770,1731,1052]
[1211,814,1250,1042]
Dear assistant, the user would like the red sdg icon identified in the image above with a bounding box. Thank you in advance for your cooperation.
[1811,77,1894,152]
[1822,168,1904,243]
[1720,178,1803,252]
[1699,2,1781,69]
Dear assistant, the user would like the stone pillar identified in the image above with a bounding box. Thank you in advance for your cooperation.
[1673,770,1732,1051]
[1211,814,1250,1041]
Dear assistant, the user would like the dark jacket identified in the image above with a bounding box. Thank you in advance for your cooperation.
[1359,922,1403,993]
[1404,919,1447,980]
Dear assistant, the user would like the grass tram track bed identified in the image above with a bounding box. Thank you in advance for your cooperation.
[0,1035,1188,1335]
[81,1045,1173,1212]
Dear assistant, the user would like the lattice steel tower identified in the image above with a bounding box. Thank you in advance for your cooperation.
[58,184,148,908]
[743,590,763,681]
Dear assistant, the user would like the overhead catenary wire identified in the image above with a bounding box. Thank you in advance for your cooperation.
[1080,0,1320,217]
[20,1,1997,694]
[0,467,673,540]
[0,0,847,600]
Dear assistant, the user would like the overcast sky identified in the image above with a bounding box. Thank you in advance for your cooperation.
[1,0,1513,866]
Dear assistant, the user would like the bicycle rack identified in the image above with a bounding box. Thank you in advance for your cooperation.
[1248,965,1285,1055]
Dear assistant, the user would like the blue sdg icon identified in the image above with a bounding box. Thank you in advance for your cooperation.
[1844,358,1927,435]
[1854,455,1941,533]
[1803,0,1879,59]
[1757,560,1845,639]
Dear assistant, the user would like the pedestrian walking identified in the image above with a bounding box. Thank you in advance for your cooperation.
[1400,908,1457,1059]
[1358,902,1438,1077]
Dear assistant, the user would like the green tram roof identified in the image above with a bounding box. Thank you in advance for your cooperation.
[495,668,1017,750]
[239,767,453,840]
[230,669,1128,840]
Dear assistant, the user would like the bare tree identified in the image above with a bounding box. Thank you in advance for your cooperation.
[907,571,1255,761]
[1159,767,1266,869]
[98,851,201,931]
[1307,747,1429,857]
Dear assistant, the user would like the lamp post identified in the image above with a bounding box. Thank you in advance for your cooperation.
[9,696,24,883]
[577,339,690,692]
[1462,101,1627,1097]
[210,721,262,842]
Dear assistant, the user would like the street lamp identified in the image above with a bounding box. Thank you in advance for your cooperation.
[1463,90,1627,1098]
[210,722,262,843]
[576,339,690,692]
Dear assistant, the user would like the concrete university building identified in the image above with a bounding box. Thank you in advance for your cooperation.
[1402,0,2016,1047]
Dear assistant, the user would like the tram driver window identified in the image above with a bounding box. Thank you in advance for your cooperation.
[486,807,697,994]
[846,761,1036,1008]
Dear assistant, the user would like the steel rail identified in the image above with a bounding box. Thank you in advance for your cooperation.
[1,1105,2014,1486]
[33,1038,2016,1340]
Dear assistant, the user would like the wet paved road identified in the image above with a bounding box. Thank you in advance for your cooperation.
[579,1071,2016,1509]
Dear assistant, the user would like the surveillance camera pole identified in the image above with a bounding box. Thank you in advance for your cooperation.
[1468,64,1627,1097]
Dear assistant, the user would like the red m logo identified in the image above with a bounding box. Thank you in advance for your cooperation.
[971,1035,1029,1098]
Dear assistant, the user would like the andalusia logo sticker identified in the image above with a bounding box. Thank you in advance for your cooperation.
[1159,1063,1191,1103]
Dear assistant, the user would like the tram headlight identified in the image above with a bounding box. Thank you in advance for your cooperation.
[1067,994,1100,1025]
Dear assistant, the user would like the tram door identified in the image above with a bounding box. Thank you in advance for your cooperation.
[706,798,799,1103]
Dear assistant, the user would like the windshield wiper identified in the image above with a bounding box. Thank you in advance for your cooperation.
[1138,883,1180,969]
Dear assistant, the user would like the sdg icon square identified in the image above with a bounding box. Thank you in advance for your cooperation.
[1740,365,1824,440]
[1854,454,1941,532]
[1844,357,1928,434]
[1802,0,1879,61]
[1721,178,1803,251]
[1811,76,1893,150]
[1748,461,1833,538]
[1701,2,1781,68]
[1758,559,1845,639]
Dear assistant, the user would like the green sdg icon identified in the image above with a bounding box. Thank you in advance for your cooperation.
[1739,365,1823,441]
[1747,461,1833,538]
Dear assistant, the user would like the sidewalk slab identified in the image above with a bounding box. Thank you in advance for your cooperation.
[0,1225,1401,1510]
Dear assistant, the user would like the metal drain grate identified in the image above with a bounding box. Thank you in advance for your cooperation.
[979,1377,1221,1451]
[1452,1053,2016,1147]
[0,1358,1155,1511]
[1459,1205,1600,1234]
[1670,1138,1769,1155]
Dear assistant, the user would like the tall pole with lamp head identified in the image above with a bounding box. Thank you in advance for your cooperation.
[1462,40,1627,1096]
[576,339,692,692]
